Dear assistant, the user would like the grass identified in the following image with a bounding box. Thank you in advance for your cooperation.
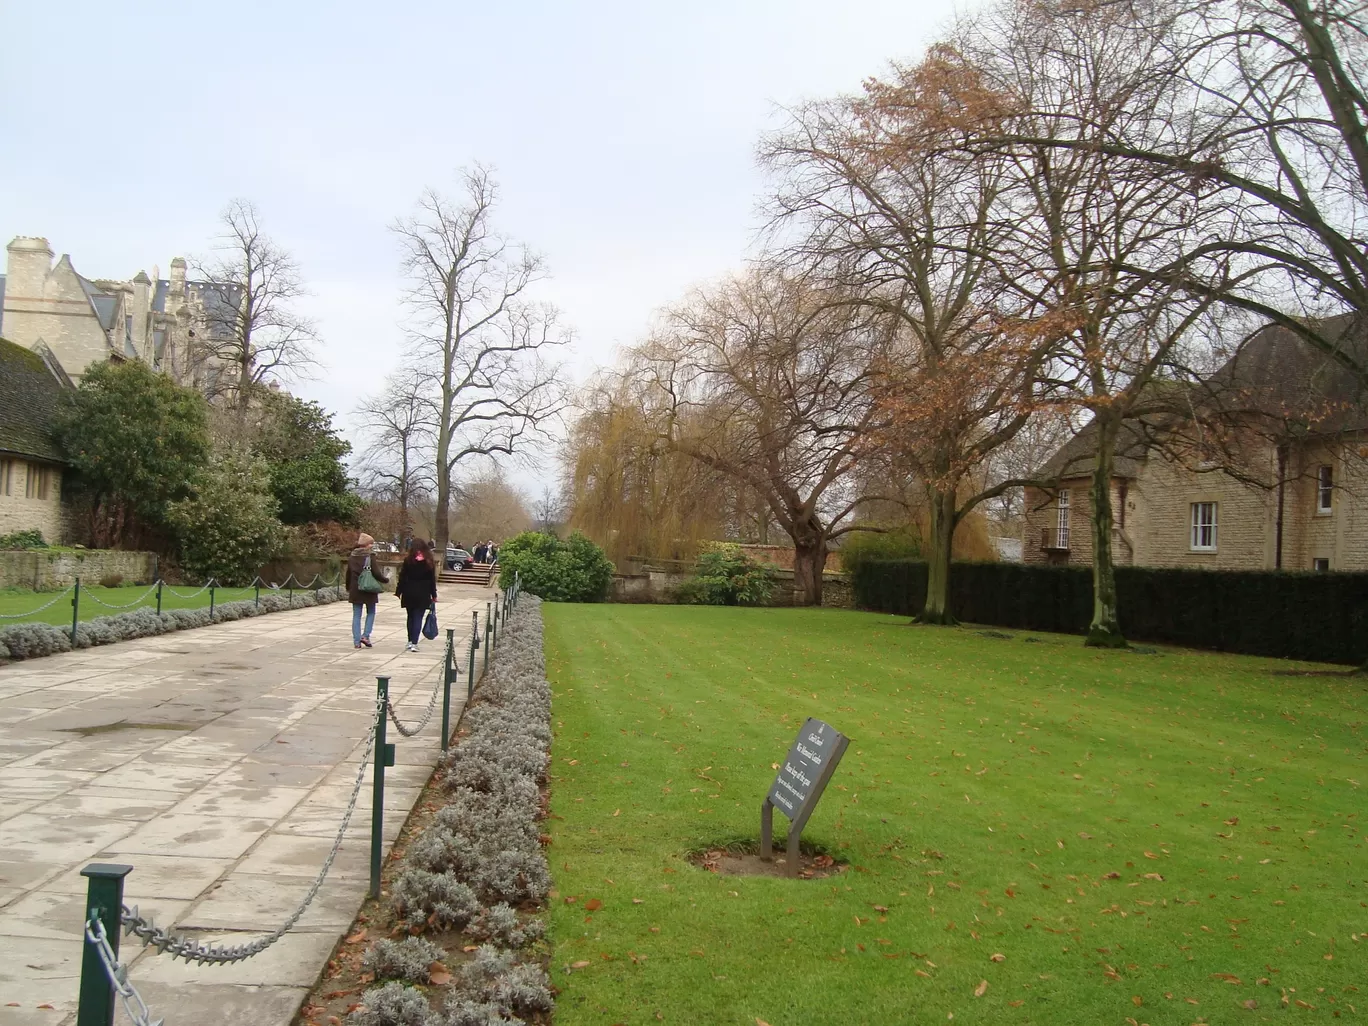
[542,604,1367,1026]
[0,582,282,626]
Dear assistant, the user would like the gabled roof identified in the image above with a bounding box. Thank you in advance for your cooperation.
[1034,315,1368,481]
[0,273,7,335]
[0,337,69,463]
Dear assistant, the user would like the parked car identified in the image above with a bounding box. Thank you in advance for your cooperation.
[445,547,476,571]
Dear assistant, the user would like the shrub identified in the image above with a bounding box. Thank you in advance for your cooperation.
[98,573,124,589]
[851,559,1368,664]
[347,982,439,1026]
[457,946,553,1017]
[168,447,282,585]
[676,543,776,606]
[442,999,525,1026]
[496,531,613,602]
[837,528,923,576]
[0,529,47,550]
[362,937,446,983]
[390,869,480,930]
[466,903,546,949]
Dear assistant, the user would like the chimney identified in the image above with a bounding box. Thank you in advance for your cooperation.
[169,256,186,297]
[5,237,54,297]
[132,270,151,355]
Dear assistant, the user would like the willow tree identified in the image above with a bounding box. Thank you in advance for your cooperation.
[766,57,1056,623]
[563,374,740,565]
[638,271,894,605]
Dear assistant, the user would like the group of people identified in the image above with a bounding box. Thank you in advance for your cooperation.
[450,540,499,564]
[344,533,440,653]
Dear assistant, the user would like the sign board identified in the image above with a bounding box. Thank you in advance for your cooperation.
[760,717,849,875]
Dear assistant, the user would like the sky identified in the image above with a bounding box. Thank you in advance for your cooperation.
[1,0,966,490]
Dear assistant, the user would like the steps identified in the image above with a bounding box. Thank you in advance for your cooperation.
[438,563,497,587]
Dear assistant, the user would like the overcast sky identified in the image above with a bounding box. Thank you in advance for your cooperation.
[2,0,966,488]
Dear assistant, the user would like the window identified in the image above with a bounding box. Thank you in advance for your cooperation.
[1190,501,1218,551]
[1313,557,1330,572]
[24,464,51,501]
[0,459,11,496]
[1316,465,1333,513]
[1056,489,1071,548]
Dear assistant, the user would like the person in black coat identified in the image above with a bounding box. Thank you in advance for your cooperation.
[395,539,439,652]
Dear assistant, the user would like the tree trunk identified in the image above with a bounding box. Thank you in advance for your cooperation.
[920,486,958,624]
[1085,417,1127,648]
[792,533,826,606]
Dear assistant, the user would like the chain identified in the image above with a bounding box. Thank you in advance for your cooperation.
[81,583,161,610]
[386,666,445,737]
[119,690,383,965]
[86,916,164,1026]
[0,585,74,619]
[162,582,212,599]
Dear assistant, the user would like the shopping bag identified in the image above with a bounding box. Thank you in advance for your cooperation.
[422,603,439,640]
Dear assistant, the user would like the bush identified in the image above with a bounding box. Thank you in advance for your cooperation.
[362,937,446,983]
[837,529,923,577]
[496,531,613,602]
[676,543,776,606]
[98,573,124,589]
[0,529,47,550]
[851,559,1368,664]
[168,447,282,585]
[348,982,439,1026]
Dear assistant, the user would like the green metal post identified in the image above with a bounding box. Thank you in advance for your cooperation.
[289,579,294,606]
[492,599,499,651]
[209,580,216,618]
[255,581,260,609]
[77,862,132,1026]
[441,628,454,751]
[468,611,478,698]
[71,577,80,644]
[370,676,394,899]
[156,580,163,616]
[484,604,491,675]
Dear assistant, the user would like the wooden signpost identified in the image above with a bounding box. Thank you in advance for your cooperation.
[760,717,850,876]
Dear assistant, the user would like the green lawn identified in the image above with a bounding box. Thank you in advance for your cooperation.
[543,604,1367,1026]
[0,582,282,627]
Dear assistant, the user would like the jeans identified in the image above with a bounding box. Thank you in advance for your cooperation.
[405,605,427,645]
[352,603,376,644]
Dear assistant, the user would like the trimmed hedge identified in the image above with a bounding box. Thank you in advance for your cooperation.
[852,560,1368,664]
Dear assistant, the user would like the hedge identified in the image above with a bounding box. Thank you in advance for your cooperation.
[852,560,1368,665]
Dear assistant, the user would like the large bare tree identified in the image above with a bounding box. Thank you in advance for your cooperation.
[638,271,895,605]
[393,166,569,552]
[766,60,1059,622]
[355,369,435,539]
[193,200,318,405]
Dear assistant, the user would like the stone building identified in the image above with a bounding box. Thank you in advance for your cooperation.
[0,236,240,388]
[0,336,71,544]
[1023,318,1368,573]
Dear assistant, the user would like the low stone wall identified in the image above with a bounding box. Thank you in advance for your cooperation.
[0,549,157,591]
[609,569,852,608]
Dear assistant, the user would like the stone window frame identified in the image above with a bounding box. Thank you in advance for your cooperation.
[1190,501,1218,552]
[1312,557,1330,572]
[1056,489,1071,548]
[24,463,52,502]
[0,459,11,497]
[1315,464,1333,515]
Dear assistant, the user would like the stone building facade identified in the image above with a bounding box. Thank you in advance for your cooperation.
[0,337,71,544]
[0,236,239,388]
[1024,320,1368,573]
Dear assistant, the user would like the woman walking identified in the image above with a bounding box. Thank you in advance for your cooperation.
[395,538,439,653]
[345,533,390,649]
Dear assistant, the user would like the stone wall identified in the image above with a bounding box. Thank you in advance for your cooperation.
[0,549,156,590]
[0,460,64,544]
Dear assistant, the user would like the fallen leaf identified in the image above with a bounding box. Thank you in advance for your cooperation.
[585,899,603,912]
[1105,871,1121,879]
[1143,851,1160,860]
[344,928,367,944]
[428,964,451,986]
[1008,1000,1024,1008]
[757,1020,772,1026]
[975,980,989,997]
[990,953,1006,963]
[570,960,591,969]
[1143,873,1164,881]
[1242,999,1258,1009]
[632,898,644,904]
[1132,995,1143,1006]
[612,809,621,817]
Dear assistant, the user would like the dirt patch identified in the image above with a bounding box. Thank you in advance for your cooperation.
[687,846,846,879]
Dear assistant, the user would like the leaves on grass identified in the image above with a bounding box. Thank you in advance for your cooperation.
[974,980,989,997]
[344,928,367,944]
[570,960,591,969]
[586,899,603,911]
[991,953,1006,962]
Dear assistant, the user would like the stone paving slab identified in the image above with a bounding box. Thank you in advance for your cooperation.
[0,586,493,1026]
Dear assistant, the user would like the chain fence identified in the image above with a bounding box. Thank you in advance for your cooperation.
[0,585,74,619]
[385,665,446,738]
[86,916,164,1026]
[80,582,161,610]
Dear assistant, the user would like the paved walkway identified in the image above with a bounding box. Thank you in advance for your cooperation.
[0,587,493,1026]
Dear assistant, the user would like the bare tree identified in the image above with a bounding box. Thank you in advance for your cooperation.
[766,62,1059,622]
[193,200,319,404]
[393,166,569,552]
[532,485,566,534]
[355,369,435,539]
[639,271,895,605]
